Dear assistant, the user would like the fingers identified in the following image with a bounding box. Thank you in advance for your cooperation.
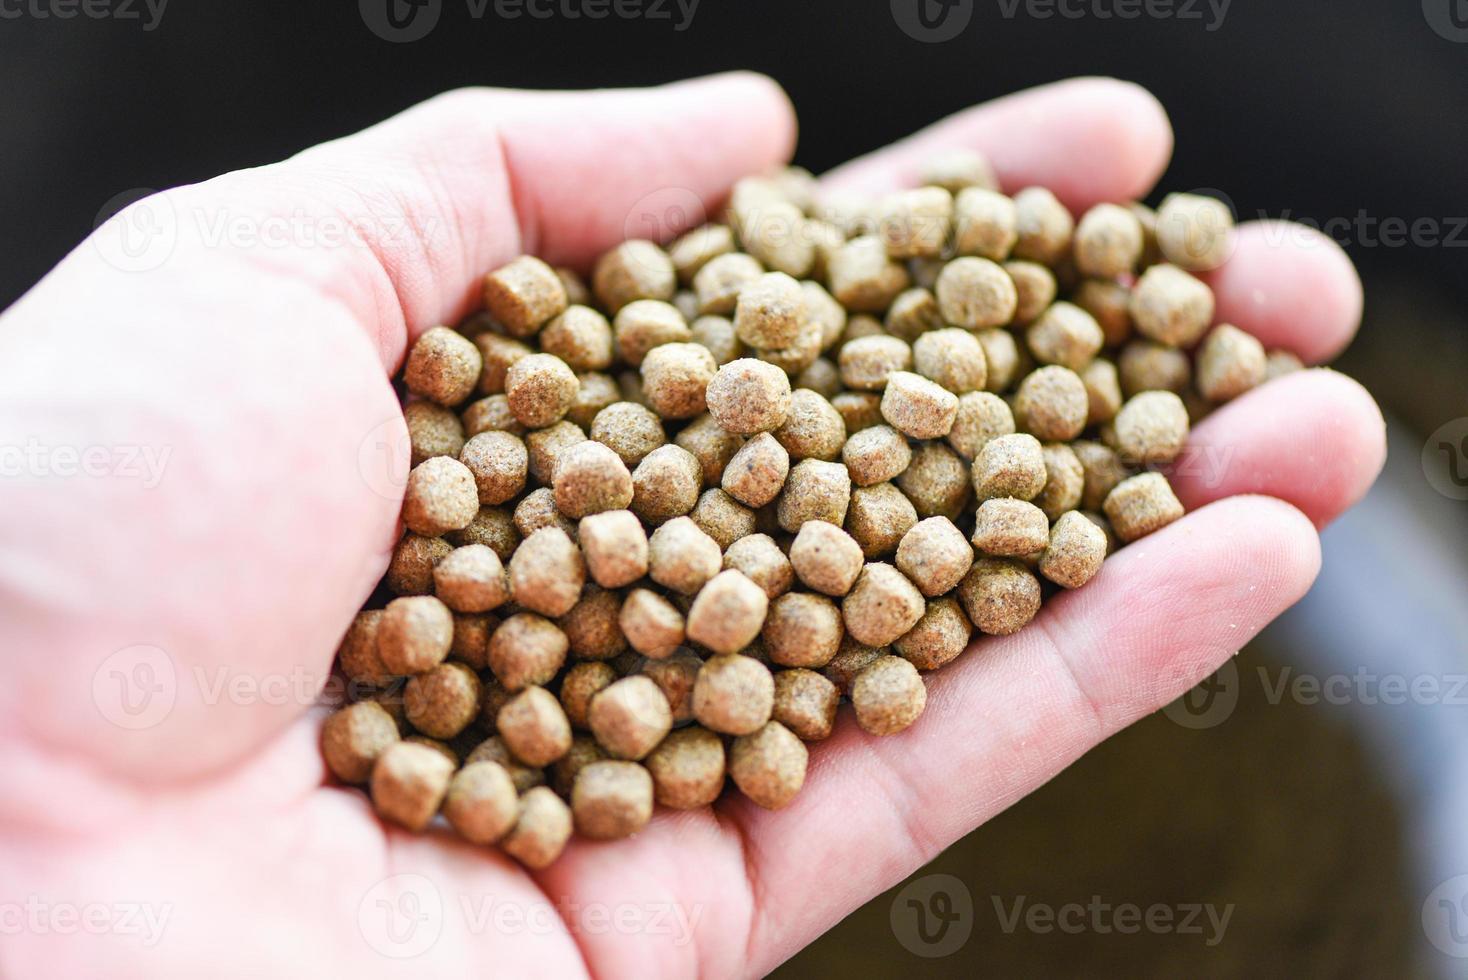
[1202,221,1364,363]
[216,71,796,350]
[1170,369,1386,527]
[724,495,1320,974]
[821,77,1174,211]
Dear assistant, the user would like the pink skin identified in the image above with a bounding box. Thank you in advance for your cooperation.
[0,74,1382,978]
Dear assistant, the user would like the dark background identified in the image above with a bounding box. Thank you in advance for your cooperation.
[5,1,1467,975]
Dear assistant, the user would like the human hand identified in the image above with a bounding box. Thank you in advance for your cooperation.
[0,73,1382,977]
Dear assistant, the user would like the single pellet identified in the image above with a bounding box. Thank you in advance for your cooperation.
[935,256,1018,329]
[1103,472,1185,542]
[762,591,845,668]
[501,786,574,869]
[883,287,942,342]
[789,521,866,597]
[1118,339,1192,396]
[952,187,1018,259]
[694,252,764,316]
[370,741,454,832]
[772,669,839,742]
[536,309,614,377]
[972,432,1047,501]
[450,613,494,670]
[338,610,393,686]
[705,358,793,435]
[843,563,926,647]
[689,488,756,550]
[440,762,517,845]
[639,651,701,725]
[405,401,466,466]
[473,334,532,397]
[1012,186,1075,265]
[847,481,920,558]
[432,544,509,614]
[458,431,528,506]
[1032,443,1085,522]
[1156,193,1235,271]
[386,534,452,597]
[489,613,568,691]
[976,328,1021,392]
[628,444,701,526]
[405,661,482,739]
[525,419,587,485]
[893,597,972,671]
[913,328,988,395]
[721,432,790,508]
[646,517,722,595]
[957,558,1042,635]
[637,343,716,421]
[1130,264,1215,348]
[645,726,726,809]
[560,661,618,730]
[1039,511,1109,589]
[588,675,673,761]
[922,148,999,194]
[403,456,480,536]
[878,186,953,259]
[827,235,912,313]
[322,701,400,785]
[613,299,692,367]
[618,588,686,659]
[881,371,959,440]
[895,516,974,597]
[405,327,483,407]
[690,314,744,366]
[1082,358,1123,426]
[513,487,576,540]
[947,391,1015,460]
[972,499,1051,557]
[839,335,913,392]
[465,734,544,794]
[686,569,769,655]
[591,401,666,468]
[497,686,572,767]
[851,656,927,736]
[1112,390,1191,465]
[693,653,775,736]
[1014,365,1089,441]
[723,532,795,600]
[1027,302,1104,371]
[730,721,808,809]
[551,735,610,798]
[1073,203,1144,278]
[484,256,569,337]
[593,239,676,313]
[669,223,736,283]
[378,595,454,675]
[777,459,852,532]
[509,527,584,617]
[572,760,654,840]
[1265,349,1306,381]
[1196,323,1266,402]
[832,390,885,434]
[558,588,626,662]
[1074,278,1134,347]
[449,506,519,560]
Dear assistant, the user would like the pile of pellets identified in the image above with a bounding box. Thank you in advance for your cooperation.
[322,152,1303,868]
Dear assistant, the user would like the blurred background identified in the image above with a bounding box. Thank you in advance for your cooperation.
[4,1,1466,975]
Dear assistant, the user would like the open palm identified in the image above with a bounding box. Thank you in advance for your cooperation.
[0,74,1382,978]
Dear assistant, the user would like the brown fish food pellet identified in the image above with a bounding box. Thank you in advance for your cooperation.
[325,147,1326,862]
